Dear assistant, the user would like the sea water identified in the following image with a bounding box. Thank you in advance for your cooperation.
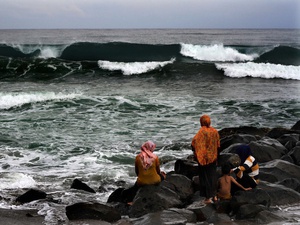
[0,29,299,224]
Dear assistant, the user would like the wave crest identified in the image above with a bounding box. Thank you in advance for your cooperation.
[216,62,300,80]
[180,43,258,62]
[98,58,175,75]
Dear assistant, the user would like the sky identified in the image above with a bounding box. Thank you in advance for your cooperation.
[0,0,299,29]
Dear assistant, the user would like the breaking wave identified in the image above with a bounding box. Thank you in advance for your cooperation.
[216,62,300,80]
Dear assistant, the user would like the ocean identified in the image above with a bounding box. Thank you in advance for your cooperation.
[0,29,300,224]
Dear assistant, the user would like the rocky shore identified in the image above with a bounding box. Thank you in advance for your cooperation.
[5,120,300,225]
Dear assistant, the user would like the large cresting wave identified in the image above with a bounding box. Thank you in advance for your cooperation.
[0,42,299,80]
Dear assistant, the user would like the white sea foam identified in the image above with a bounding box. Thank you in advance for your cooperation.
[98,58,175,75]
[0,172,36,189]
[0,92,81,109]
[180,43,257,62]
[216,62,300,80]
[38,47,60,59]
[9,44,62,58]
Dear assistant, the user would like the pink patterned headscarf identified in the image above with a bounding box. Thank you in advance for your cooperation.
[139,141,157,170]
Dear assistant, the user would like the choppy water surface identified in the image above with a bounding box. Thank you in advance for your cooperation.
[0,29,299,224]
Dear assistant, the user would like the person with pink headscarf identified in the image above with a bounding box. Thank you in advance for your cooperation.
[121,140,165,204]
[135,140,165,186]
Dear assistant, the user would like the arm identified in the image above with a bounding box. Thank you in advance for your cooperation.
[230,176,252,191]
[155,157,161,175]
[135,157,139,176]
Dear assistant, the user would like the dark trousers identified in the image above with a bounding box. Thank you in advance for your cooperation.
[231,173,257,195]
[198,162,217,199]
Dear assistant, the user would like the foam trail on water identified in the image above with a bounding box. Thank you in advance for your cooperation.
[0,92,81,109]
[180,43,257,62]
[216,62,300,80]
[98,58,175,75]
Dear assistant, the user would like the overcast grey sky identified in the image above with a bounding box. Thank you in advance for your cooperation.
[0,0,299,29]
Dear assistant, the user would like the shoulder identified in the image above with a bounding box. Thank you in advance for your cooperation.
[135,154,141,161]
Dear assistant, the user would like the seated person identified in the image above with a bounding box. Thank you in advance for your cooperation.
[231,144,259,194]
[217,163,251,200]
[122,141,165,203]
[135,140,165,186]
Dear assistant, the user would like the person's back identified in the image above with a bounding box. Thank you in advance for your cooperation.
[135,155,161,186]
[217,164,232,200]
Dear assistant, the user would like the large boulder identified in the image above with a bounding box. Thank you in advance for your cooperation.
[128,185,182,218]
[289,146,300,166]
[276,134,299,147]
[220,134,257,151]
[70,179,96,193]
[65,202,121,222]
[258,181,300,206]
[130,208,197,225]
[236,204,266,220]
[162,174,194,201]
[267,127,300,139]
[174,158,198,179]
[291,120,300,131]
[107,187,125,203]
[277,178,300,193]
[218,126,268,139]
[248,137,287,162]
[16,189,47,204]
[259,159,300,183]
[186,198,219,223]
[230,188,271,211]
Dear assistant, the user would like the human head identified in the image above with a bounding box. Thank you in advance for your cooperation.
[235,144,252,164]
[141,140,156,152]
[200,114,211,127]
[221,163,231,175]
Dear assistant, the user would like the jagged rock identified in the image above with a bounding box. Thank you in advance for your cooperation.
[277,178,300,193]
[289,146,300,166]
[277,134,299,146]
[128,185,182,218]
[218,126,268,139]
[280,154,295,164]
[259,181,300,206]
[230,188,271,213]
[267,127,300,139]
[16,189,47,203]
[220,134,257,151]
[248,137,287,162]
[260,159,300,182]
[186,199,218,223]
[162,174,194,201]
[130,208,197,225]
[236,204,266,219]
[255,210,286,224]
[66,202,121,222]
[291,120,300,131]
[107,187,125,203]
[70,179,96,193]
[174,158,198,179]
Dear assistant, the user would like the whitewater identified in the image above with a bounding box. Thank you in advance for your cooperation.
[0,29,299,224]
